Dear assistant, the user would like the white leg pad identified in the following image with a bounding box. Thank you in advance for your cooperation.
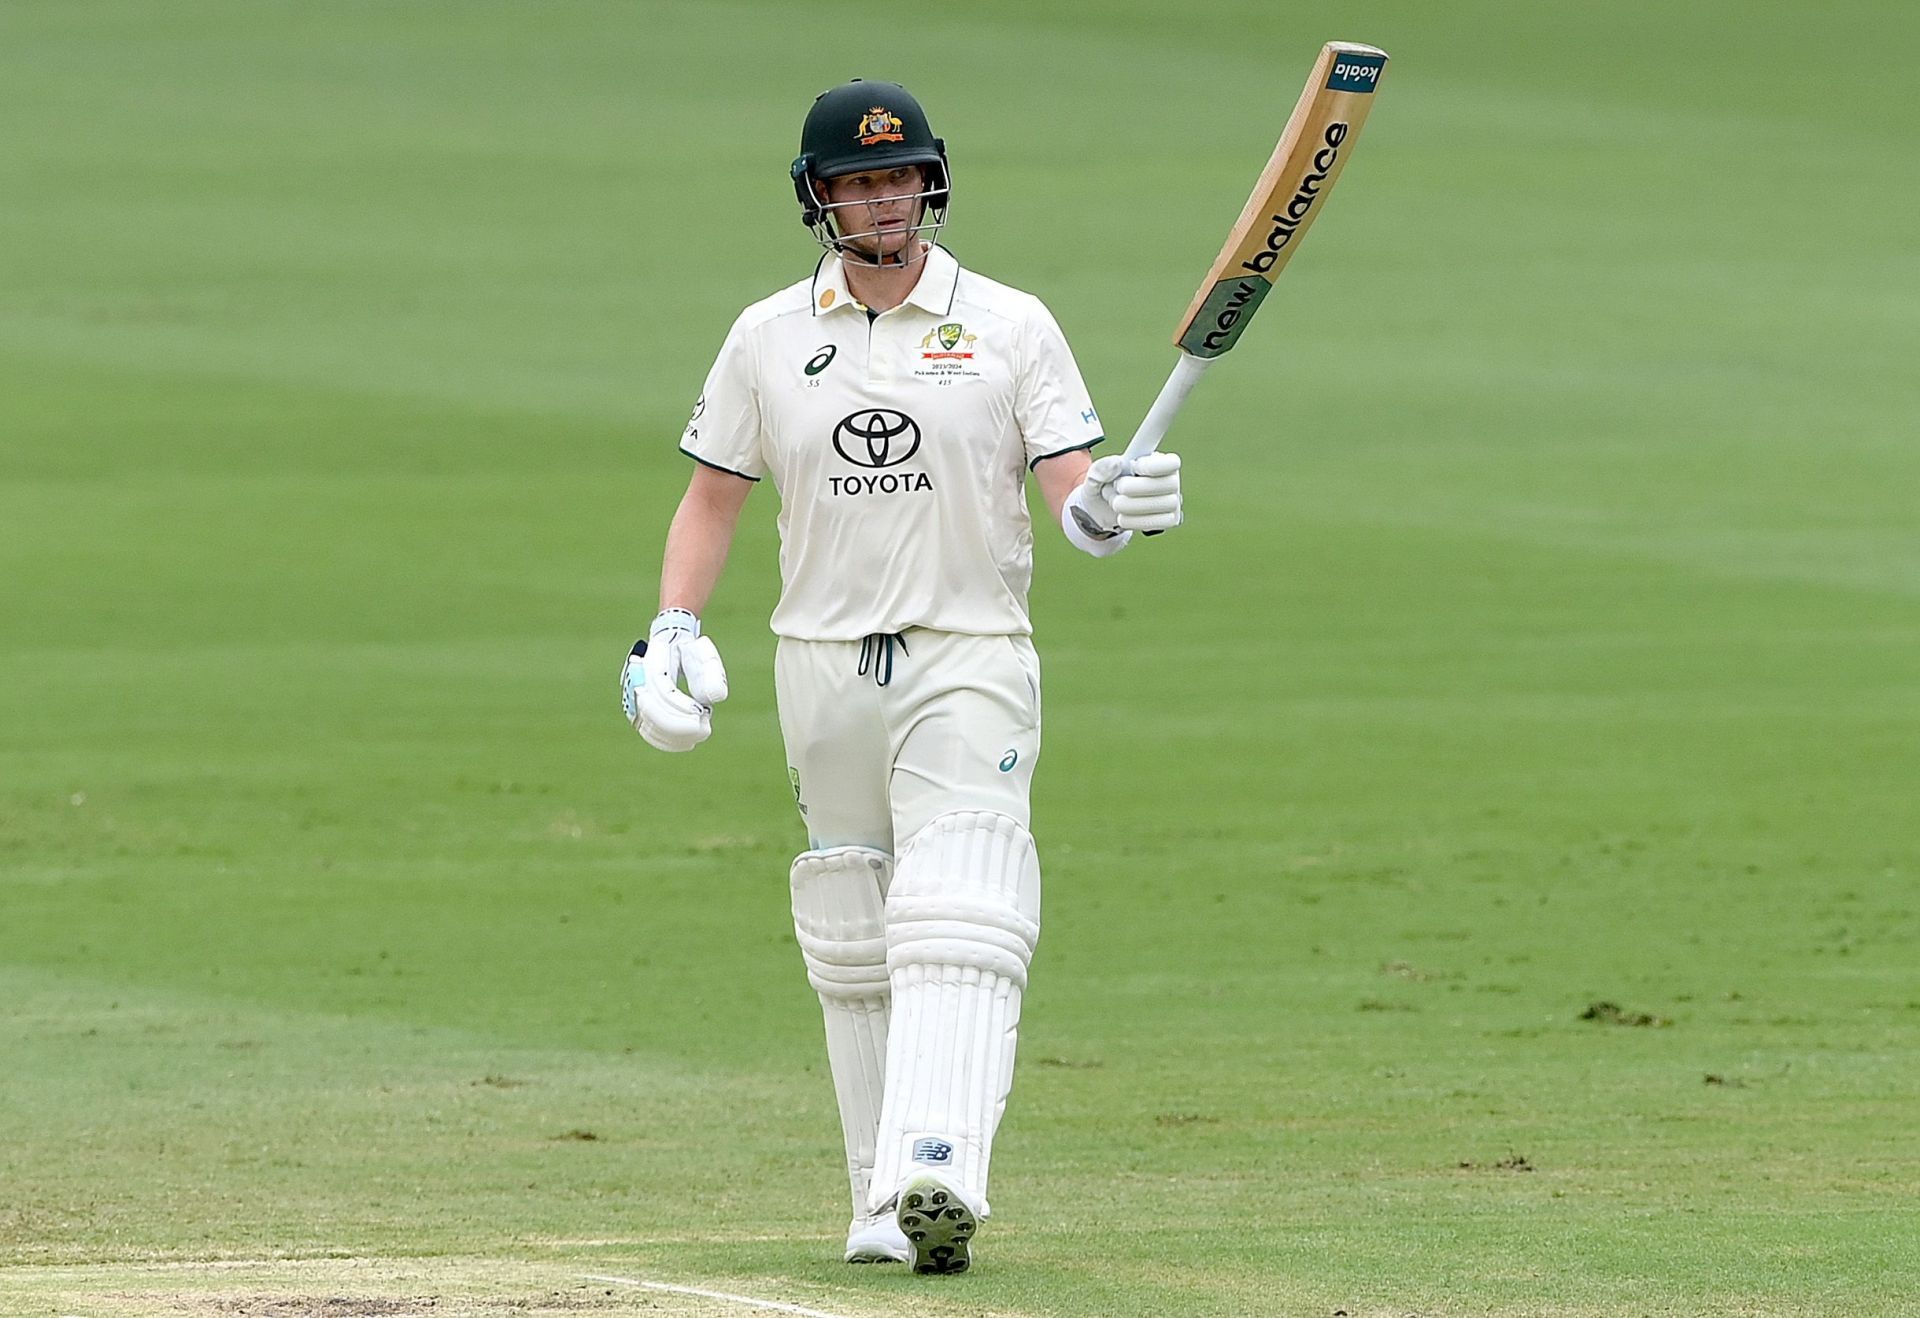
[791,846,894,1219]
[868,811,1041,1218]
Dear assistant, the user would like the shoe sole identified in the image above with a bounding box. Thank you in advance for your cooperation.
[896,1175,976,1276]
[843,1242,910,1264]
[844,1221,911,1264]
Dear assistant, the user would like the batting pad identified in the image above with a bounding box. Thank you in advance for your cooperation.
[869,810,1042,1217]
[791,846,894,1217]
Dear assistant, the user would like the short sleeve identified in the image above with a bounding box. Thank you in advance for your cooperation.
[679,315,766,481]
[1015,299,1104,470]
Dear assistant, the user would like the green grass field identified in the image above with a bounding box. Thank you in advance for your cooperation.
[3,1,1917,1314]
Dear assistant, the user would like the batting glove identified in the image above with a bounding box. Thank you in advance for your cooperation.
[620,608,729,752]
[1063,452,1183,555]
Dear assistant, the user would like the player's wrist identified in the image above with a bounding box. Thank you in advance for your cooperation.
[650,607,701,640]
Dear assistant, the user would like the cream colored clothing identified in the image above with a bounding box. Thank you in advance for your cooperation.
[774,630,1040,853]
[679,245,1103,641]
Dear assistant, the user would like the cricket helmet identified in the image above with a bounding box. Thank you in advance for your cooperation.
[791,79,950,259]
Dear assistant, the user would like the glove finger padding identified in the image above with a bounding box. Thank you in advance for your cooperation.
[1114,451,1181,531]
[1085,454,1131,488]
[1114,473,1179,499]
[639,647,711,742]
[1112,492,1181,516]
[638,694,710,748]
[680,636,729,706]
[638,711,708,753]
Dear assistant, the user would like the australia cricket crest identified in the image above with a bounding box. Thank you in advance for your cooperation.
[856,108,905,146]
[915,321,982,378]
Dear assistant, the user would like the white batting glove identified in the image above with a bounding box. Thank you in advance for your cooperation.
[1063,452,1183,554]
[620,608,729,752]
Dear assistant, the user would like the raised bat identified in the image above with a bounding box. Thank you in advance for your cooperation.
[1124,42,1390,460]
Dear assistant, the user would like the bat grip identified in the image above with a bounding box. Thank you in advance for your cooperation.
[1122,351,1213,461]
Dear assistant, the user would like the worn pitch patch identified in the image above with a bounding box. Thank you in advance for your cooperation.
[0,1258,874,1318]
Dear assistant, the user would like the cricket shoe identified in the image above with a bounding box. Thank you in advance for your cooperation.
[894,1172,980,1275]
[844,1210,911,1264]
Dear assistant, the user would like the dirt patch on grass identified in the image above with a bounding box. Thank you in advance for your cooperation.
[1579,1000,1670,1027]
[0,1260,876,1317]
[207,1301,444,1316]
[1457,1154,1535,1172]
[55,1286,618,1318]
[196,1297,618,1315]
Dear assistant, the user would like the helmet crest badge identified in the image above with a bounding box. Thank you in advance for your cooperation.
[856,107,905,146]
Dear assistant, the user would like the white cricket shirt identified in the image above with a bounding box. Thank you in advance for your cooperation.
[679,244,1103,641]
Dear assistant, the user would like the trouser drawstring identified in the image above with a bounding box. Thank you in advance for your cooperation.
[856,631,910,687]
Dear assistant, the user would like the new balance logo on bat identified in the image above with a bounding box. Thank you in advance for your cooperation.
[1182,274,1272,357]
[1208,281,1258,348]
[1241,122,1349,276]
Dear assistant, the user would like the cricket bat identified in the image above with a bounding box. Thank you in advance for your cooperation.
[1123,42,1389,460]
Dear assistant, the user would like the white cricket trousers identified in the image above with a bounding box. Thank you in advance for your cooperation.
[774,629,1041,852]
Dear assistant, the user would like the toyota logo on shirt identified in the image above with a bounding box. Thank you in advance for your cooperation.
[832,409,922,468]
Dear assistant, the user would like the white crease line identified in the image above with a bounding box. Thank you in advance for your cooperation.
[1,1259,374,1272]
[582,1273,857,1318]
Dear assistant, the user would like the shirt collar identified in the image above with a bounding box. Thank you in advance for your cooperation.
[811,243,961,318]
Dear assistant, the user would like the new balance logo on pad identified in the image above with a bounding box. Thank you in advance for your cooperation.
[912,1138,953,1165]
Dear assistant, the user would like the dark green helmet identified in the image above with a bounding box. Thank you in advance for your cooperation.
[790,79,950,230]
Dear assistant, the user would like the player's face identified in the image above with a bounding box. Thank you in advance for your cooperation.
[822,165,926,262]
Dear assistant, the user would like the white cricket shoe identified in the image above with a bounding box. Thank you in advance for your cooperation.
[844,1210,911,1264]
[893,1172,980,1275]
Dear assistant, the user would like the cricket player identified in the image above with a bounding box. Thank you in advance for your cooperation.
[620,79,1183,1275]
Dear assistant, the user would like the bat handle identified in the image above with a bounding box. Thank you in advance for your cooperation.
[1122,351,1214,461]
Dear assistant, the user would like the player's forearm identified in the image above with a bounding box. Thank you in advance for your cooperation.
[659,470,751,614]
[1034,449,1092,526]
